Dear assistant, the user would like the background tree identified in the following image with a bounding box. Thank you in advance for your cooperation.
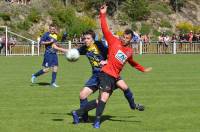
[121,0,150,21]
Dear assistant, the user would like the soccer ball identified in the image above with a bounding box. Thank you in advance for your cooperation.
[65,48,80,62]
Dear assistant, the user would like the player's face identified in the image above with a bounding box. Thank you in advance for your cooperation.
[122,34,132,46]
[84,34,94,46]
[49,26,56,34]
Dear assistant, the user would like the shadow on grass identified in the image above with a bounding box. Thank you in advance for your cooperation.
[52,119,64,121]
[67,113,140,123]
[43,112,141,123]
[30,82,50,87]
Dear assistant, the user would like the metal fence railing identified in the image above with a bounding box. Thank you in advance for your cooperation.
[3,41,200,56]
[140,41,200,54]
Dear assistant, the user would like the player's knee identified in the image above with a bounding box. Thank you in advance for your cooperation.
[100,92,110,102]
[117,81,128,91]
[119,85,128,91]
[43,68,50,73]
[52,66,58,72]
[79,92,87,100]
[79,90,89,99]
[80,87,93,99]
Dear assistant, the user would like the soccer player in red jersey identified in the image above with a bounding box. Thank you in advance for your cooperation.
[93,4,152,128]
[71,4,152,128]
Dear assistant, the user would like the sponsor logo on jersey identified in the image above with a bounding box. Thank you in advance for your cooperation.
[115,50,127,63]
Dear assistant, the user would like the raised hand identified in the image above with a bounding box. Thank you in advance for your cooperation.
[100,4,108,14]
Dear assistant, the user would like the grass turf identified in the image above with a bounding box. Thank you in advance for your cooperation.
[0,54,199,132]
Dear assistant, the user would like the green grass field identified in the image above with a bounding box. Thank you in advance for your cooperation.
[0,54,199,132]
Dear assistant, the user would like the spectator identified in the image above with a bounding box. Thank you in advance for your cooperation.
[196,33,200,42]
[141,34,149,44]
[94,32,99,41]
[132,31,140,43]
[0,35,6,54]
[0,36,4,54]
[192,33,198,42]
[188,31,193,44]
[101,35,108,47]
[171,33,177,42]
[61,32,67,44]
[163,34,170,47]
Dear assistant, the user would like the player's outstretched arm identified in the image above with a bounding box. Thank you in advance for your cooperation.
[52,43,68,53]
[40,39,54,45]
[99,4,115,46]
[143,67,152,73]
[128,57,152,73]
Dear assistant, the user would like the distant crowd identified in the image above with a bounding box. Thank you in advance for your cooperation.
[158,31,200,46]
[5,0,31,5]
[0,34,16,54]
[68,31,200,45]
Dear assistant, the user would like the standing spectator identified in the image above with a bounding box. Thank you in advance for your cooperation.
[8,36,16,54]
[141,34,149,44]
[179,33,186,50]
[171,33,177,42]
[101,35,108,47]
[188,31,194,50]
[192,33,198,43]
[0,35,6,55]
[61,32,68,44]
[0,36,4,54]
[163,33,170,53]
[188,31,193,43]
[132,31,140,43]
[196,32,200,42]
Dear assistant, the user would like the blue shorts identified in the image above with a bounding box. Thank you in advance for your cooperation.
[42,53,58,67]
[84,73,100,92]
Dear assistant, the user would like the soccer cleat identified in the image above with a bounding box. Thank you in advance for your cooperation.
[51,83,59,88]
[31,74,36,83]
[93,118,100,128]
[72,111,79,124]
[135,104,145,111]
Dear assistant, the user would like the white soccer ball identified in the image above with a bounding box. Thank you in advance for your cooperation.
[65,48,80,62]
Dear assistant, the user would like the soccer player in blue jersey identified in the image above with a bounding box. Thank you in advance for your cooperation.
[31,24,68,87]
[75,29,145,123]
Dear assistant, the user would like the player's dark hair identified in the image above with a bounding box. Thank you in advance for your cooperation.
[84,29,96,40]
[50,24,56,28]
[124,29,134,37]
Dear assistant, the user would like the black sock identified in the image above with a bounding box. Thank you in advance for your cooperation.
[80,98,88,108]
[95,100,106,121]
[124,88,136,109]
[76,99,97,116]
[34,69,45,77]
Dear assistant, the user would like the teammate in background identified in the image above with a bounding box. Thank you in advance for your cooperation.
[71,5,152,128]
[31,24,68,88]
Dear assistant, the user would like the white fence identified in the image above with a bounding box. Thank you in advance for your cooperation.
[1,26,200,56]
[5,41,200,56]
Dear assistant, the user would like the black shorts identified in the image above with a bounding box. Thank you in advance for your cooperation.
[98,72,117,93]
[87,86,98,93]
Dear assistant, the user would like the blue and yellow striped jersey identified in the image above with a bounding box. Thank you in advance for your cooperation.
[40,32,57,53]
[78,41,108,73]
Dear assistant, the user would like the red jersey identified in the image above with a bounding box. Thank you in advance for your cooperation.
[100,13,145,78]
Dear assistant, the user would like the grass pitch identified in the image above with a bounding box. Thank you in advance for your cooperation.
[0,54,199,132]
